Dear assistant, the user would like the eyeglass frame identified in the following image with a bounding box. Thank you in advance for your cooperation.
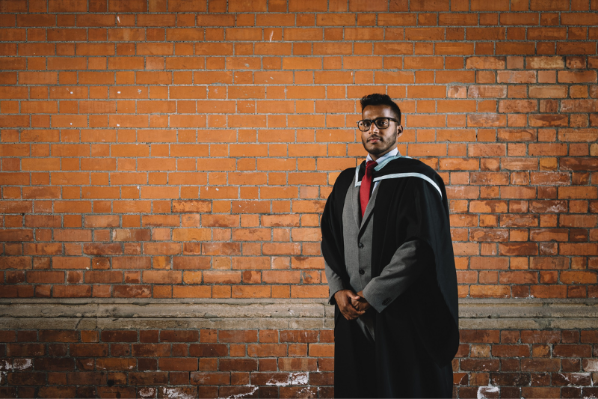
[356,117,400,132]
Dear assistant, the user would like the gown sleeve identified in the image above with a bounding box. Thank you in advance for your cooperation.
[320,169,353,306]
[362,240,432,313]
[324,260,346,305]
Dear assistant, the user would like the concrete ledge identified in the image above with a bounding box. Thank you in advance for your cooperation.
[1,298,597,330]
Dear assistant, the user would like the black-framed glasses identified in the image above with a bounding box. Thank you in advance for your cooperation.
[356,117,399,132]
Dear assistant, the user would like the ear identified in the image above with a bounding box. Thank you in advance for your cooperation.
[396,125,404,136]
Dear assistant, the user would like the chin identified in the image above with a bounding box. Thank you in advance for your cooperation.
[362,140,390,157]
[366,145,387,156]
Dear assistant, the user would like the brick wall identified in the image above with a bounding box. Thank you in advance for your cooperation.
[1,0,597,396]
[1,326,598,398]
[1,0,598,299]
[0,327,335,398]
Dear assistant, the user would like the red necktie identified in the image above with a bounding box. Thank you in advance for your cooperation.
[359,160,377,218]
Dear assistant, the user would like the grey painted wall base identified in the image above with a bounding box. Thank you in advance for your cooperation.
[1,298,597,330]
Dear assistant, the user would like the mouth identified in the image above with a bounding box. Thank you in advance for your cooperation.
[368,137,381,143]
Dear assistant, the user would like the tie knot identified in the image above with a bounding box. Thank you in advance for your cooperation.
[365,160,377,176]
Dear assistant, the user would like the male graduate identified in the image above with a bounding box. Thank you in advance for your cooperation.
[321,93,459,398]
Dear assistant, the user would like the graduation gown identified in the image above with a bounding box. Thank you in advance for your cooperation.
[321,156,459,398]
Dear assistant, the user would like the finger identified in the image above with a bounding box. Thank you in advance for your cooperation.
[351,296,365,304]
[352,297,365,305]
[348,310,361,320]
[341,305,354,317]
[344,309,356,319]
[347,308,364,318]
[339,299,350,308]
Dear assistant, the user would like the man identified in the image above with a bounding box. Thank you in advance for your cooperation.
[321,93,459,398]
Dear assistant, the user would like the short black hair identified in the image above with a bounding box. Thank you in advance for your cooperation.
[360,93,401,124]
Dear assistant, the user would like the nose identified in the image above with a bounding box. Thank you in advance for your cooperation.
[368,123,379,134]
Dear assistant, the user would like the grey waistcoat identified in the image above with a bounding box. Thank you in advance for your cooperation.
[342,175,378,295]
[341,175,379,340]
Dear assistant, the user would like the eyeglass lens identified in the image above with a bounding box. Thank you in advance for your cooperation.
[358,118,390,131]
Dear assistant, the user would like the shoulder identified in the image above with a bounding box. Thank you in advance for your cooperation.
[378,158,445,199]
[323,167,355,210]
[333,167,356,189]
[384,157,438,177]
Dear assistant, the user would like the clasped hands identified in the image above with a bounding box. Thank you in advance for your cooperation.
[334,289,371,321]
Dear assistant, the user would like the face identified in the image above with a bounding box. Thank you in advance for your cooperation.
[360,104,403,160]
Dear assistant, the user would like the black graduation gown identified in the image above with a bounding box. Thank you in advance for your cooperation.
[321,157,460,398]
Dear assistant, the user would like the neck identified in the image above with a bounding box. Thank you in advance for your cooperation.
[368,145,397,161]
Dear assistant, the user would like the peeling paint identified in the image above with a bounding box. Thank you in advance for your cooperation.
[138,387,155,398]
[545,205,563,213]
[290,372,308,385]
[161,387,194,399]
[14,359,32,370]
[266,372,308,386]
[477,384,499,399]
[294,387,316,398]
[226,385,258,399]
[0,359,32,371]
[584,359,598,372]
[555,372,592,386]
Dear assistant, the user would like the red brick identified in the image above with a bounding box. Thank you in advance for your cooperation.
[553,345,592,357]
[460,359,501,371]
[492,344,530,357]
[247,343,287,357]
[219,330,258,343]
[109,0,147,11]
[160,330,199,342]
[70,344,108,357]
[190,372,230,385]
[159,358,198,371]
[189,344,228,357]
[168,0,206,11]
[133,343,170,357]
[100,330,137,342]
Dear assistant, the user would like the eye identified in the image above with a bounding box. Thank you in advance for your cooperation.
[357,120,372,132]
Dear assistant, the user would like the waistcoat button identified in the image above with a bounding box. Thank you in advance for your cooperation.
[358,242,364,248]
[359,269,365,275]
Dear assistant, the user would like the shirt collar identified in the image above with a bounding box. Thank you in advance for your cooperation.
[366,147,399,164]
